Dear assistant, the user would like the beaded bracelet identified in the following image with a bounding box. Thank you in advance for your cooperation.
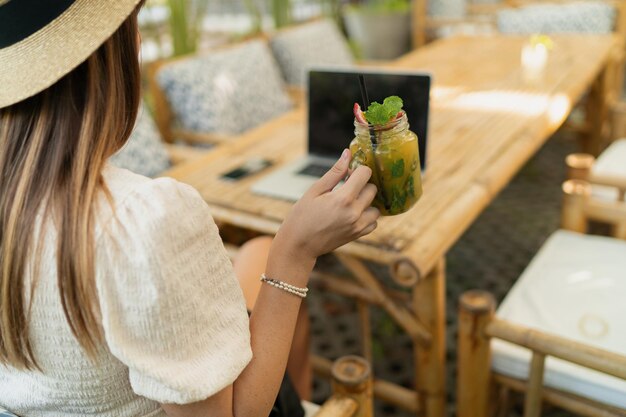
[260,273,308,299]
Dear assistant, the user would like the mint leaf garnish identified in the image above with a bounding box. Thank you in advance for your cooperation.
[364,95,404,125]
[391,159,405,178]
[390,185,407,213]
[406,175,415,197]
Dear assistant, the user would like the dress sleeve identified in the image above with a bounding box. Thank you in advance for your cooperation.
[96,177,252,404]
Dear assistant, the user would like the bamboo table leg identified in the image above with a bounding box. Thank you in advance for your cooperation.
[584,64,610,156]
[414,258,447,417]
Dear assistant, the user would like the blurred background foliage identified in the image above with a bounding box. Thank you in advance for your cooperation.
[141,0,410,59]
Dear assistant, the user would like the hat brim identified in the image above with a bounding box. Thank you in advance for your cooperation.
[0,0,143,108]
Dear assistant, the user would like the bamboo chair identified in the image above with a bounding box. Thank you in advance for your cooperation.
[457,289,626,417]
[457,179,626,417]
[312,355,374,417]
[566,144,626,238]
[147,39,301,148]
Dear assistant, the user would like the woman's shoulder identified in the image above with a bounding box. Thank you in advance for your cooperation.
[99,164,210,238]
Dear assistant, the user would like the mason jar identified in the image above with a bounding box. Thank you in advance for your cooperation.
[349,112,423,216]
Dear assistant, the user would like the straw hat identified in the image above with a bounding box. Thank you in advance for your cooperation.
[0,0,143,109]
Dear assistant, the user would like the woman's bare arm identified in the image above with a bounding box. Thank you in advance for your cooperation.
[161,152,379,417]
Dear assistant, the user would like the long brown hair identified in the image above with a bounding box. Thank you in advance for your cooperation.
[0,6,142,369]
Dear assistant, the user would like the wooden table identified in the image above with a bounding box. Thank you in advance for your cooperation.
[164,35,618,417]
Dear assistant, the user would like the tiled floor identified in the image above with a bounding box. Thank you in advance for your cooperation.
[308,130,579,417]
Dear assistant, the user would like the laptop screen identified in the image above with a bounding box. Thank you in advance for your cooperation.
[308,68,431,169]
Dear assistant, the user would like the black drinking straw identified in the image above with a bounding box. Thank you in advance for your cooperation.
[358,75,370,109]
[358,74,390,210]
[358,75,377,147]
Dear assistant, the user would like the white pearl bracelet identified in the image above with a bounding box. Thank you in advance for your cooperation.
[260,273,308,299]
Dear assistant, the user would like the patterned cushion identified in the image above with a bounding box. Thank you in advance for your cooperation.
[428,0,466,18]
[498,2,616,34]
[269,19,355,86]
[109,105,171,178]
[157,40,293,135]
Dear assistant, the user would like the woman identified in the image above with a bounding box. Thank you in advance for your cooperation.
[0,1,379,416]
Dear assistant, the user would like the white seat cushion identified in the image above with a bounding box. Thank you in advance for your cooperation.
[157,40,293,135]
[269,19,354,86]
[492,230,626,408]
[302,400,321,417]
[497,2,616,35]
[591,138,626,200]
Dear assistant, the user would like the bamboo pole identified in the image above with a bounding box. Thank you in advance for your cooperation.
[357,301,373,364]
[390,257,421,287]
[315,395,359,417]
[494,373,626,417]
[486,319,626,380]
[146,60,175,143]
[331,356,374,417]
[565,153,595,181]
[523,353,546,417]
[561,179,591,233]
[585,198,626,226]
[411,0,427,48]
[609,101,626,142]
[457,290,496,417]
[312,355,421,412]
[414,259,446,417]
[335,254,432,345]
[311,271,411,306]
[588,172,626,190]
[584,64,610,156]
[495,385,513,417]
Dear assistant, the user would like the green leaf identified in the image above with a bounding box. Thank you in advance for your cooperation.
[390,185,407,213]
[383,96,403,115]
[406,175,415,197]
[364,95,404,125]
[391,159,405,178]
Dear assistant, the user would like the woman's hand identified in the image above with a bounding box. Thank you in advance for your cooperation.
[271,149,380,270]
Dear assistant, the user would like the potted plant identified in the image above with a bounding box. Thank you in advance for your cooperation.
[343,0,411,60]
[166,0,208,56]
[272,0,292,28]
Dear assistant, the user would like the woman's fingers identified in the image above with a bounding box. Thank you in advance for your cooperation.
[356,183,378,210]
[339,165,372,199]
[310,149,351,196]
[357,220,378,238]
[354,206,380,237]
[360,206,380,226]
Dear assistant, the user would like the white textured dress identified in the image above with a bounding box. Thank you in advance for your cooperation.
[0,166,253,416]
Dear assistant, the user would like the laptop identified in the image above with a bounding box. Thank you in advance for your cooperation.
[251,67,431,201]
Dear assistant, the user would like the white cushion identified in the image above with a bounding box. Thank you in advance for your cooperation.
[492,230,626,409]
[109,105,171,178]
[591,138,626,200]
[497,2,616,35]
[302,400,321,417]
[269,19,354,86]
[157,40,293,135]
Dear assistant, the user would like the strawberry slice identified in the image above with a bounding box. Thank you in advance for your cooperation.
[393,110,404,121]
[353,103,368,124]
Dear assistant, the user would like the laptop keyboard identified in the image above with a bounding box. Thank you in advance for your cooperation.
[297,162,333,178]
